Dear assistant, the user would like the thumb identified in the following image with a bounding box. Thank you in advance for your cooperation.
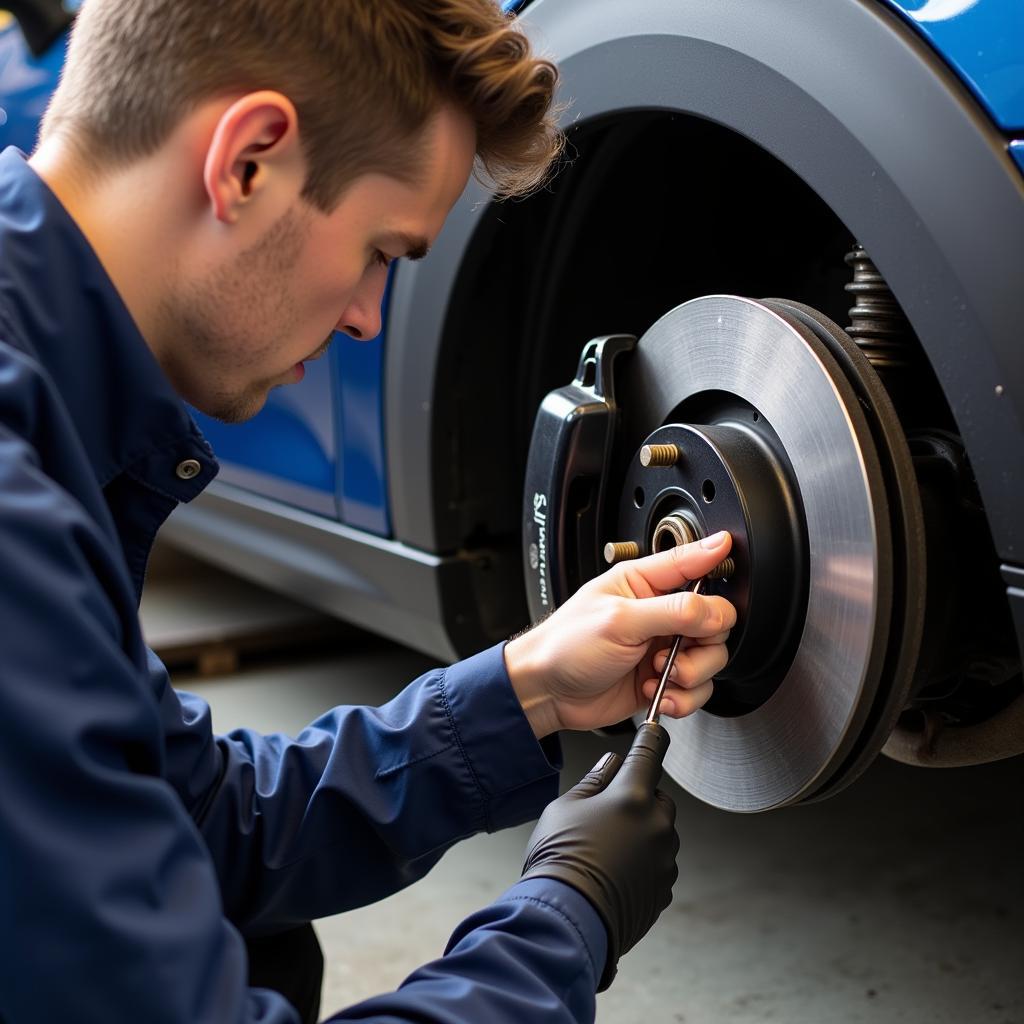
[613,722,670,798]
[621,530,732,594]
[568,751,623,798]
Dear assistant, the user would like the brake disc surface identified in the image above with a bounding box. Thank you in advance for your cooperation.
[618,295,910,811]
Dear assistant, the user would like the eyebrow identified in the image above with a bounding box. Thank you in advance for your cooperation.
[380,231,431,262]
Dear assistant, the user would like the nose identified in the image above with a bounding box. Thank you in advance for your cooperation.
[337,280,385,342]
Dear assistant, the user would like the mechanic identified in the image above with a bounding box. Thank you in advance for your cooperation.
[0,1,737,1022]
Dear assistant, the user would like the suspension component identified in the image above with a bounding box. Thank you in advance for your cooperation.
[844,244,913,375]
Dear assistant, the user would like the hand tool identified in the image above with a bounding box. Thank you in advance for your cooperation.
[644,576,705,725]
[623,576,707,789]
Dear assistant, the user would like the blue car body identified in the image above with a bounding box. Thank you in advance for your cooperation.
[1,0,1022,667]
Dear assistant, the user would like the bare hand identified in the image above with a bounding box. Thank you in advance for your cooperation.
[504,531,737,737]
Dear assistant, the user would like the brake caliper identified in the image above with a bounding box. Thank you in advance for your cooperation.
[521,334,635,623]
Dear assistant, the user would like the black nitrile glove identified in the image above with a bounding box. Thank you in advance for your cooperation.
[520,722,678,991]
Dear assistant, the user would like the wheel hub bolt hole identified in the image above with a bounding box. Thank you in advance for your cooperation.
[634,487,646,509]
[702,479,716,503]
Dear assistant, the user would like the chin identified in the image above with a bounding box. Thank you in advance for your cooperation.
[193,387,270,425]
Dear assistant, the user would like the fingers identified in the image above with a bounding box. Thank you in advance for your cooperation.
[641,677,715,718]
[652,642,730,687]
[686,631,732,647]
[655,788,678,830]
[622,589,737,643]
[569,751,623,798]
[619,531,732,596]
[614,722,670,796]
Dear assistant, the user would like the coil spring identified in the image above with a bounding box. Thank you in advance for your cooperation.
[844,245,912,373]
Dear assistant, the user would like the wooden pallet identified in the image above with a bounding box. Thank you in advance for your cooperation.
[141,542,352,678]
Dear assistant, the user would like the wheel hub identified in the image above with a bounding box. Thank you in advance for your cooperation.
[617,416,809,715]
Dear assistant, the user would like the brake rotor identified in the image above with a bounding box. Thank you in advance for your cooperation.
[616,295,925,812]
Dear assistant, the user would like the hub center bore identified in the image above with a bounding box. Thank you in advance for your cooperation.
[616,416,809,715]
[651,511,699,551]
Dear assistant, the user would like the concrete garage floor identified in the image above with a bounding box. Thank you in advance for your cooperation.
[142,547,1024,1024]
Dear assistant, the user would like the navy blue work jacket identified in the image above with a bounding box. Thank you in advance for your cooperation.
[0,148,607,1023]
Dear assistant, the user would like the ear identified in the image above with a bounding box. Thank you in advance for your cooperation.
[203,91,303,225]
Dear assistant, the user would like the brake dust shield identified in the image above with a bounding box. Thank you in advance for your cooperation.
[617,296,925,812]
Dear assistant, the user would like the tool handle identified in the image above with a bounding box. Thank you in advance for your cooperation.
[621,721,671,794]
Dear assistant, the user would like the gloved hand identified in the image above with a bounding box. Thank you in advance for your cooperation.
[521,722,678,991]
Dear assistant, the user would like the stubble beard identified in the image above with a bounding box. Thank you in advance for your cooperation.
[157,207,312,423]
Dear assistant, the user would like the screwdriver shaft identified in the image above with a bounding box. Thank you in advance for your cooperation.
[644,633,683,725]
[644,577,704,725]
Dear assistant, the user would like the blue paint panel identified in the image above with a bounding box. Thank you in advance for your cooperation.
[1011,139,1024,174]
[332,274,393,537]
[881,0,1024,129]
[0,23,67,152]
[191,405,334,495]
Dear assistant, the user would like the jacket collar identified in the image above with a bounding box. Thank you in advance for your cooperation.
[0,147,217,499]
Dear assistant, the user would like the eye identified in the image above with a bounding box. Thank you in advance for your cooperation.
[372,249,393,270]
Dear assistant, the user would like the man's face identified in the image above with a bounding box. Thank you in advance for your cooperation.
[162,105,476,423]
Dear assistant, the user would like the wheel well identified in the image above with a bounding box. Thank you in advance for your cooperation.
[437,110,1021,731]
[438,111,952,555]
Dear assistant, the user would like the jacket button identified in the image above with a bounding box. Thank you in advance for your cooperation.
[176,459,202,481]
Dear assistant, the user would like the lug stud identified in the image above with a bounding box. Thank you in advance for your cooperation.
[640,443,680,468]
[604,541,640,565]
[705,557,736,580]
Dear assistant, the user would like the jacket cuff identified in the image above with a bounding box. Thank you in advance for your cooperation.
[442,642,562,832]
[498,877,609,989]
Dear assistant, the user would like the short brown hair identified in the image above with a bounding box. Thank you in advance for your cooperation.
[41,0,563,207]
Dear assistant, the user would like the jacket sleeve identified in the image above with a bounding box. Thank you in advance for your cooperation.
[327,878,607,1024]
[159,641,565,932]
